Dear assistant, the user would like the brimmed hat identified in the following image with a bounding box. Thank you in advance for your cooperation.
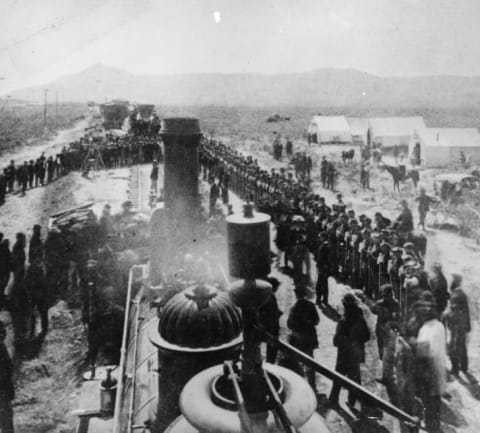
[342,293,357,306]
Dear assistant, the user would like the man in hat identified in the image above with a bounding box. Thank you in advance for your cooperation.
[369,284,400,360]
[396,200,414,234]
[374,212,391,231]
[0,321,14,433]
[115,200,135,224]
[315,231,330,305]
[258,276,282,364]
[446,273,470,375]
[209,177,220,217]
[429,263,448,315]
[28,224,43,265]
[287,283,319,390]
[99,204,114,245]
[388,247,404,299]
[327,161,337,190]
[330,293,370,409]
[416,187,434,230]
[442,300,470,377]
[5,160,15,193]
[150,160,159,194]
[415,300,447,433]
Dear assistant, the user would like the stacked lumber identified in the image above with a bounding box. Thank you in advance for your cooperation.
[49,202,98,233]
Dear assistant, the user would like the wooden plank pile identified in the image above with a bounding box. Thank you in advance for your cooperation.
[49,202,98,233]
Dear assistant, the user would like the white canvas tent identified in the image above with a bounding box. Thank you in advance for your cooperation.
[409,128,480,168]
[347,117,369,145]
[307,115,352,144]
[368,117,426,148]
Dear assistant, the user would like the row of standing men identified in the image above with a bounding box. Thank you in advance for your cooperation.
[199,138,471,433]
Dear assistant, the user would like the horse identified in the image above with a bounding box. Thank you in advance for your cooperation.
[342,149,355,166]
[380,163,420,192]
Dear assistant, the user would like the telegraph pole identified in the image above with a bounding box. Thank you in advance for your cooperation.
[43,89,48,129]
[55,90,58,128]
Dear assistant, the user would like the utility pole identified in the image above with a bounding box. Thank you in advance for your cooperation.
[43,89,48,129]
[55,90,58,128]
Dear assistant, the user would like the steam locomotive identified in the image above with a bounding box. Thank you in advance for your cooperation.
[74,118,420,433]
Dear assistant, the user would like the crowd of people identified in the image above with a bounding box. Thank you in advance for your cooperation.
[0,131,162,205]
[200,138,471,433]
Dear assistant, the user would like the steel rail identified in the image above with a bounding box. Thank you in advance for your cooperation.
[112,264,143,433]
[256,326,423,432]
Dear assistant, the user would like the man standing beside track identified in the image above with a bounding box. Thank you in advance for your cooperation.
[150,160,159,194]
[287,283,319,391]
[0,321,14,433]
[315,231,330,305]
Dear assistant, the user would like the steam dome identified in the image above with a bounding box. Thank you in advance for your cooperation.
[158,284,242,348]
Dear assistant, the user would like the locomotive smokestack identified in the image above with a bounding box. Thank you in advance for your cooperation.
[159,118,202,235]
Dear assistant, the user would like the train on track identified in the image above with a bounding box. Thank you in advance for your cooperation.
[73,117,421,433]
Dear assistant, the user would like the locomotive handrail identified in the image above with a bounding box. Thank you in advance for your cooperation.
[126,296,142,433]
[256,326,424,432]
[113,264,144,433]
[225,361,254,433]
[263,369,297,433]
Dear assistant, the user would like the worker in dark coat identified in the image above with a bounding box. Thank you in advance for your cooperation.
[25,261,49,337]
[445,273,470,375]
[416,187,434,230]
[0,238,12,307]
[209,178,220,217]
[329,294,370,409]
[396,200,414,234]
[5,161,15,193]
[369,284,399,361]
[258,276,282,364]
[11,233,26,282]
[429,262,449,315]
[0,321,14,433]
[28,224,43,265]
[0,170,6,204]
[287,284,319,390]
[442,301,470,376]
[10,233,30,354]
[98,204,114,245]
[315,231,330,305]
[27,160,35,189]
[150,160,159,194]
[18,162,28,195]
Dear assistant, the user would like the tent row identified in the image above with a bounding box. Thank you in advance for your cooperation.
[307,115,480,168]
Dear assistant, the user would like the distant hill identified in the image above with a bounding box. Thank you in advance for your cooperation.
[8,63,480,108]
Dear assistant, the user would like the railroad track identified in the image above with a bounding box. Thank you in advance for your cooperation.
[127,164,143,212]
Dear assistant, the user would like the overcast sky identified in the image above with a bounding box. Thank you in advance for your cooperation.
[1,0,480,94]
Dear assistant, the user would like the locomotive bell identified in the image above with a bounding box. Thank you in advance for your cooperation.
[226,204,271,279]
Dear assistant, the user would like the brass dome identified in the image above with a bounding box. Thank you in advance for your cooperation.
[158,284,242,348]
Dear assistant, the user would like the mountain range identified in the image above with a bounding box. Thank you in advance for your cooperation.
[7,63,480,108]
